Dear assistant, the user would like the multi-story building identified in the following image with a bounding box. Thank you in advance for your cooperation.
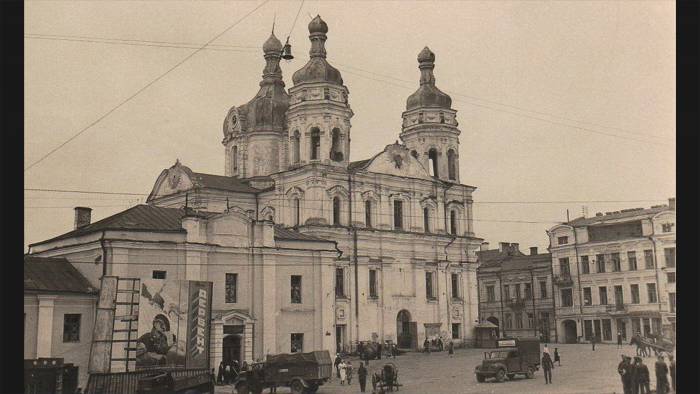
[548,199,676,344]
[477,243,557,342]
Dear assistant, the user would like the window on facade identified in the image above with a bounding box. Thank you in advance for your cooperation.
[631,284,640,304]
[561,289,573,307]
[583,320,593,341]
[393,200,404,230]
[611,253,621,272]
[628,251,637,271]
[527,313,534,328]
[452,323,460,339]
[557,236,568,245]
[293,198,301,226]
[440,112,446,124]
[330,128,343,162]
[647,283,657,303]
[369,269,378,298]
[504,313,512,329]
[225,273,238,303]
[63,314,81,342]
[310,128,320,160]
[486,285,496,302]
[451,273,459,299]
[447,149,456,181]
[515,313,523,329]
[514,283,521,300]
[669,293,676,312]
[539,281,547,299]
[291,275,302,304]
[450,210,458,235]
[662,223,674,233]
[596,254,606,273]
[335,268,345,298]
[333,197,341,225]
[524,283,532,299]
[614,285,624,306]
[644,249,654,269]
[599,287,608,305]
[425,272,435,299]
[603,319,612,341]
[152,270,166,279]
[504,284,510,300]
[365,200,372,228]
[581,255,590,274]
[323,87,330,100]
[410,150,419,159]
[664,248,676,268]
[428,148,439,177]
[291,333,304,353]
[667,272,676,283]
[559,258,570,276]
[232,146,238,172]
[423,207,430,233]
[583,287,592,305]
[291,130,300,164]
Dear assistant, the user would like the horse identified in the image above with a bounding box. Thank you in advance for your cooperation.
[630,336,649,357]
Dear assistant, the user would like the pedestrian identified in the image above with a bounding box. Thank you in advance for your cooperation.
[655,355,669,394]
[618,331,623,349]
[635,356,651,394]
[224,364,231,384]
[334,354,342,379]
[217,361,225,385]
[543,343,550,355]
[448,341,454,357]
[347,361,354,385]
[377,343,383,360]
[668,354,676,393]
[339,360,347,385]
[553,348,560,366]
[618,355,631,394]
[591,335,597,351]
[541,351,554,384]
[438,336,444,352]
[371,372,380,394]
[423,338,430,354]
[358,362,368,393]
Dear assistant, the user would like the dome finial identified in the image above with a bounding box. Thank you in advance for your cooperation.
[309,15,328,34]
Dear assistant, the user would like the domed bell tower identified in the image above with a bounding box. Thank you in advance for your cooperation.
[286,15,353,169]
[400,47,461,183]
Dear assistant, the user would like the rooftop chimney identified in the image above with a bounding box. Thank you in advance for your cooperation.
[596,212,603,217]
[668,197,676,210]
[498,242,509,252]
[510,243,520,252]
[74,207,92,229]
[530,247,538,255]
[480,242,490,252]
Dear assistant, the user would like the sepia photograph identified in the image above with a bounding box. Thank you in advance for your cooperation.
[20,1,688,393]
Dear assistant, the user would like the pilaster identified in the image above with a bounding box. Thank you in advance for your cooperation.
[37,295,57,358]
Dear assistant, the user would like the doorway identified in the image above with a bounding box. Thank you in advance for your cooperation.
[486,316,500,338]
[336,325,346,354]
[396,310,416,349]
[562,320,577,343]
[222,335,242,366]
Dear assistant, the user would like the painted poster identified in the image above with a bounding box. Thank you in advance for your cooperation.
[185,281,213,369]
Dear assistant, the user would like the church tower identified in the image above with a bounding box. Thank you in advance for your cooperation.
[286,15,353,169]
[222,32,290,178]
[400,47,461,183]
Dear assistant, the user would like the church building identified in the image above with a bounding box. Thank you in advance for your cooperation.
[28,16,483,368]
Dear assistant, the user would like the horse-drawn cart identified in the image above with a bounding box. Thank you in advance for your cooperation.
[375,363,401,393]
[631,334,675,357]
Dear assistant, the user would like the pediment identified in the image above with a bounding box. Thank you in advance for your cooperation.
[363,144,432,180]
[147,160,197,201]
[206,208,253,247]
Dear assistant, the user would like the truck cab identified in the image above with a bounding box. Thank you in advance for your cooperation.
[474,337,540,383]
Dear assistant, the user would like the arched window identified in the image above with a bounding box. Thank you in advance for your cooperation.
[330,128,343,162]
[447,149,456,181]
[291,130,300,164]
[440,112,445,124]
[232,146,238,173]
[411,150,418,159]
[324,87,330,100]
[294,198,301,226]
[423,207,430,233]
[450,210,458,235]
[310,128,321,160]
[333,196,341,225]
[428,148,439,177]
[394,200,404,230]
[365,200,372,228]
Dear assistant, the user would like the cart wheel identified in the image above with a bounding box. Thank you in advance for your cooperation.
[526,367,534,379]
[476,374,485,383]
[495,369,506,383]
[290,380,304,394]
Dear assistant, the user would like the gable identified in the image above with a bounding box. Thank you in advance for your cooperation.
[364,144,432,180]
[206,209,253,247]
[148,160,197,200]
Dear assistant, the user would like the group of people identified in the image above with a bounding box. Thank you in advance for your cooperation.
[335,354,372,391]
[540,344,561,384]
[216,360,246,385]
[422,337,454,356]
[618,353,676,394]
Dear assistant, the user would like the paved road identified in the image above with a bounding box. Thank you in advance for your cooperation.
[215,343,676,394]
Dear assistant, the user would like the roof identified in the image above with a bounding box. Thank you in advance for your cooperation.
[273,226,333,243]
[190,172,260,193]
[348,159,372,171]
[475,321,498,329]
[476,248,525,268]
[566,205,672,227]
[24,256,97,294]
[500,253,552,272]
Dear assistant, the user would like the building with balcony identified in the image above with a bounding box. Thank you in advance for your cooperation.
[477,242,557,342]
[547,199,676,344]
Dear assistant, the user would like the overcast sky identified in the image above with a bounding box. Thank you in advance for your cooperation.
[24,0,675,252]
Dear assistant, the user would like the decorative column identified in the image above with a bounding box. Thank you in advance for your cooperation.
[37,295,57,358]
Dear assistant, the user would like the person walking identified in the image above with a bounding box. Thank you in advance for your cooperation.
[553,348,561,366]
[618,355,631,394]
[618,331,623,349]
[543,343,550,355]
[217,361,225,385]
[655,355,669,394]
[448,341,454,357]
[542,351,554,384]
[339,360,348,385]
[423,338,431,354]
[635,356,651,394]
[591,334,597,351]
[334,354,342,379]
[347,361,354,385]
[668,354,676,393]
[358,362,368,393]
[224,364,231,384]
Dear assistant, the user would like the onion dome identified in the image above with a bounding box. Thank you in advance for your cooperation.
[406,46,452,111]
[292,15,343,86]
[262,33,283,54]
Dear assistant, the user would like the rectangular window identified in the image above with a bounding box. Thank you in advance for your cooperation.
[662,223,674,233]
[581,255,590,274]
[514,283,521,299]
[291,275,302,304]
[611,253,621,272]
[423,207,430,233]
[583,287,592,305]
[524,283,532,299]
[603,319,612,341]
[393,201,403,230]
[614,285,624,306]
[631,284,640,304]
[669,293,676,312]
[504,313,512,329]
[63,314,81,342]
[515,313,523,329]
[335,268,345,298]
[584,320,593,341]
[596,254,606,273]
[561,289,573,307]
[365,200,372,228]
[504,284,510,301]
[647,283,657,303]
[425,272,435,299]
[539,281,547,299]
[664,247,676,268]
[152,270,166,279]
[558,236,568,245]
[486,285,496,302]
[627,251,637,271]
[559,258,570,276]
[599,286,608,305]
[452,323,460,339]
[225,273,238,303]
[451,273,460,299]
[291,333,304,353]
[667,272,676,283]
[644,249,654,269]
[369,269,378,298]
[527,313,534,328]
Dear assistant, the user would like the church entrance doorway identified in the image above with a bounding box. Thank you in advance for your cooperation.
[223,335,242,366]
[486,316,500,338]
[562,320,578,344]
[396,310,417,350]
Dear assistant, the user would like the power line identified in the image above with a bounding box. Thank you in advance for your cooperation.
[25,188,147,196]
[25,33,260,49]
[25,35,259,53]
[24,0,271,172]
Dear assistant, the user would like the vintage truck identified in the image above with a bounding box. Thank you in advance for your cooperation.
[234,350,332,394]
[474,337,540,383]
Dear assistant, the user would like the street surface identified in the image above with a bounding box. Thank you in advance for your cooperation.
[215,343,676,394]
